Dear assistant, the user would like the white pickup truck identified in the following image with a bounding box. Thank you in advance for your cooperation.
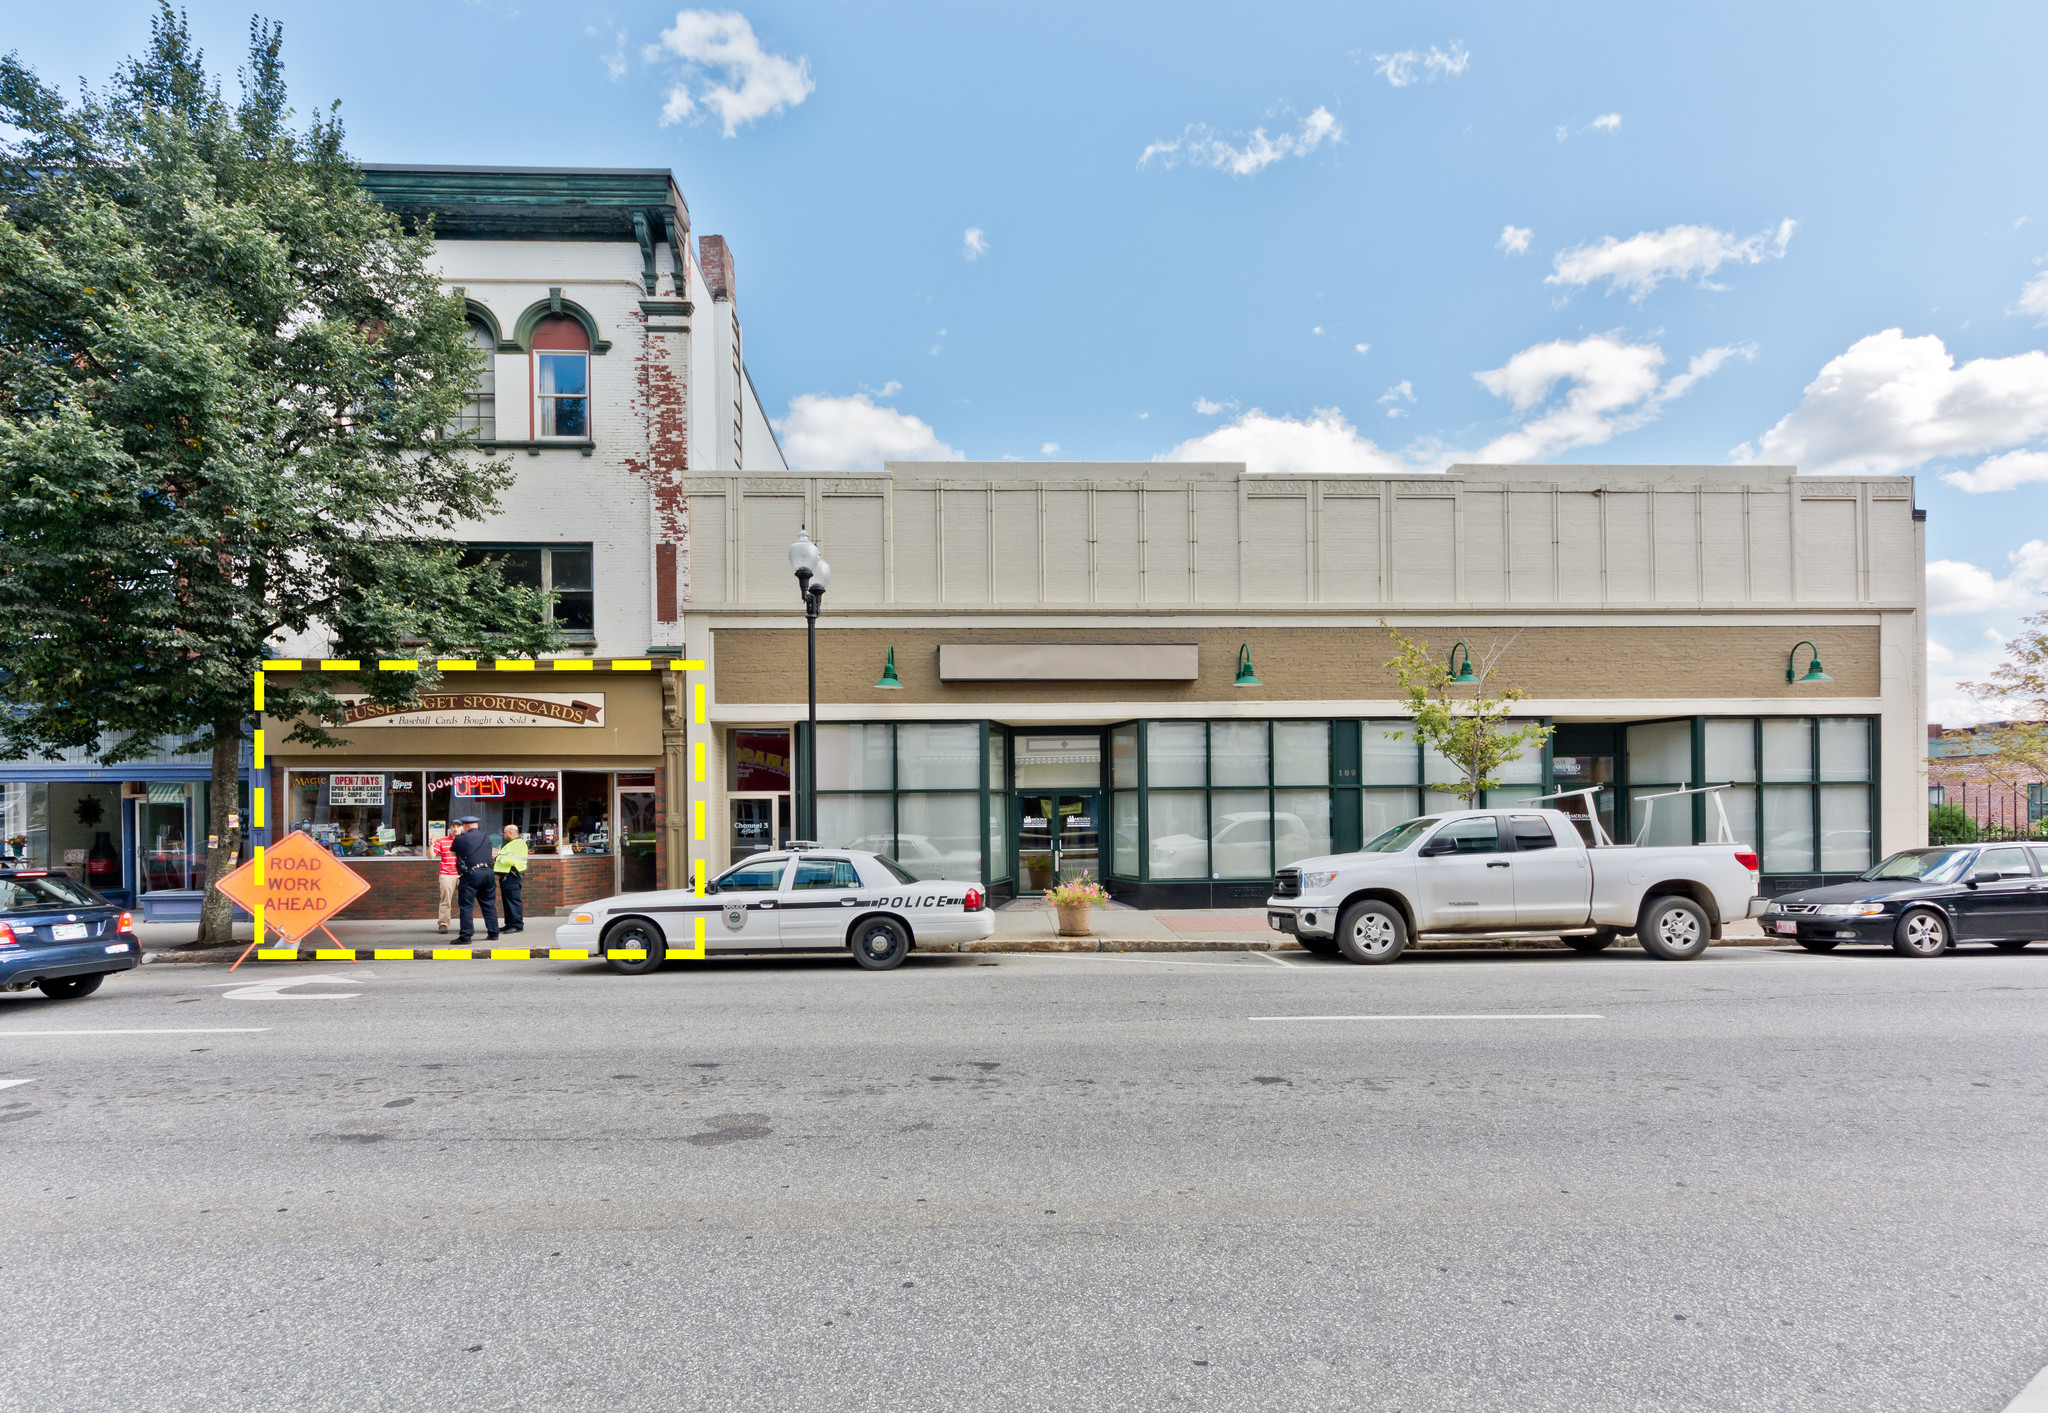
[1265,804,1764,963]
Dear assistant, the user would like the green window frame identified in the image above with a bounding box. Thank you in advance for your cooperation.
[811,721,1006,884]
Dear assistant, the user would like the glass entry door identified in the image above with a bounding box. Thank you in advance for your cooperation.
[1018,794,1099,891]
[729,794,790,861]
[617,786,658,892]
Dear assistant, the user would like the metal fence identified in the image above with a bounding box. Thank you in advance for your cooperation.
[1928,784,2048,844]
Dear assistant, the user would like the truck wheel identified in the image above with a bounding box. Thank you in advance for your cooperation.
[603,919,667,975]
[1336,901,1407,965]
[1638,896,1711,960]
[37,974,104,999]
[851,916,910,970]
[1892,908,1949,958]
[1564,928,1617,953]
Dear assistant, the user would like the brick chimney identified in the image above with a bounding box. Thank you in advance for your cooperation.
[699,235,734,302]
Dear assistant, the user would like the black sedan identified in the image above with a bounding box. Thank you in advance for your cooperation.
[0,871,140,999]
[1760,844,2048,956]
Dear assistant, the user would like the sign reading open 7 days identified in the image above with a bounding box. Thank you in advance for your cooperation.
[334,692,604,728]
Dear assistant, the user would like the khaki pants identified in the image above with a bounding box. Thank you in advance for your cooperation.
[437,873,458,929]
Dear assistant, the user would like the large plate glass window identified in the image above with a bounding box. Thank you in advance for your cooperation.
[458,544,595,639]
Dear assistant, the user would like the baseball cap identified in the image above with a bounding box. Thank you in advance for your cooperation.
[454,815,481,824]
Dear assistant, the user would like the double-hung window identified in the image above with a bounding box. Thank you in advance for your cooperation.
[531,314,590,439]
[459,543,595,639]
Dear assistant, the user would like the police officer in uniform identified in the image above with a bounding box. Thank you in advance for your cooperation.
[450,815,499,942]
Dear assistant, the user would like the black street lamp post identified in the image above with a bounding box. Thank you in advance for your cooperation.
[788,530,831,841]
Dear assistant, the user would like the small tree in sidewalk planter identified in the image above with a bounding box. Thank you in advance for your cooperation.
[1044,877,1112,937]
[1382,621,1553,809]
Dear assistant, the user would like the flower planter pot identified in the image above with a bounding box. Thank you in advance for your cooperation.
[1055,902,1092,937]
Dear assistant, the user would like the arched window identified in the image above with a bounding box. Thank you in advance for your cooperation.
[457,318,496,439]
[532,314,591,439]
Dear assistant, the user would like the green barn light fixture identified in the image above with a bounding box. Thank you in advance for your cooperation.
[1448,642,1480,685]
[1233,643,1262,688]
[874,645,904,689]
[1786,641,1832,684]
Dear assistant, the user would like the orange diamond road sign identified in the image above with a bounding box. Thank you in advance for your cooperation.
[215,831,371,943]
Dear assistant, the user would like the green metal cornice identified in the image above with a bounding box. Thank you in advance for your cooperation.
[361,164,689,245]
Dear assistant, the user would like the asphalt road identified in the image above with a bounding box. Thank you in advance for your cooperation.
[3,942,2046,1413]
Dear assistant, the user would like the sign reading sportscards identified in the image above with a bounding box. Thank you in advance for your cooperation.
[334,693,605,728]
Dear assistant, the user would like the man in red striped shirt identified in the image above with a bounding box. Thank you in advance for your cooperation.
[432,828,459,933]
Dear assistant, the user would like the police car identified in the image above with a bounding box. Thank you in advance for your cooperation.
[556,845,994,974]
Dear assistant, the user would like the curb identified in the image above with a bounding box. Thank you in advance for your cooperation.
[140,935,1780,963]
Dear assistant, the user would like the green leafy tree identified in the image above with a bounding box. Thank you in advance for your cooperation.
[1957,609,2048,791]
[0,9,558,942]
[1382,622,1553,807]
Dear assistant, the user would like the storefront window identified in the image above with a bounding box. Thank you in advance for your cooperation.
[1274,788,1333,864]
[896,793,980,880]
[817,723,893,790]
[819,793,893,856]
[1147,723,1206,789]
[1209,789,1271,877]
[1208,722,1269,788]
[1274,722,1329,788]
[1147,791,1207,879]
[0,783,49,869]
[1013,733,1100,789]
[424,771,557,851]
[290,772,426,858]
[559,771,609,855]
[897,723,979,789]
[1110,724,1138,790]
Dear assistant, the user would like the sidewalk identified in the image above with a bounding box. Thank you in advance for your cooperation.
[139,906,1768,962]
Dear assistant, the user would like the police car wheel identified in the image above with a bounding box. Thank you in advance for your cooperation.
[37,973,103,1000]
[851,917,910,970]
[603,919,667,975]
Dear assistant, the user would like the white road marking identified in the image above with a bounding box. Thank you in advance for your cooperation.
[212,972,367,1001]
[0,1078,33,1090]
[1250,1013,1605,1023]
[0,1028,271,1037]
[1254,951,1299,969]
[2001,1365,2048,1412]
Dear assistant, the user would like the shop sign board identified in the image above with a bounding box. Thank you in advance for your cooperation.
[214,830,371,943]
[328,773,386,805]
[334,693,604,728]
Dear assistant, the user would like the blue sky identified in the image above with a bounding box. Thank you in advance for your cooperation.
[13,1,2048,720]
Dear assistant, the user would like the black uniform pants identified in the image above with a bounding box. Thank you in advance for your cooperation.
[458,865,499,940]
[498,869,524,928]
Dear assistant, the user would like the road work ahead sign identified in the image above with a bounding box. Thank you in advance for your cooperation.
[216,831,370,942]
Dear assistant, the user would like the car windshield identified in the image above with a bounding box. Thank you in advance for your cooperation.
[0,873,105,910]
[1362,818,1437,853]
[873,855,919,885]
[1861,849,1974,883]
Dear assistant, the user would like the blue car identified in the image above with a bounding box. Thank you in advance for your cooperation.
[0,870,140,1000]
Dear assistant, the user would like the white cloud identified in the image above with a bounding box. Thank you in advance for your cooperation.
[1497,225,1532,256]
[2019,270,2048,324]
[1739,329,2048,474]
[1473,336,1752,463]
[1942,448,2048,493]
[1587,113,1621,132]
[1312,325,1324,335]
[773,393,962,470]
[1041,442,1060,455]
[1927,637,1955,664]
[1372,43,1470,87]
[1925,542,2048,615]
[1193,397,1236,417]
[1160,407,1422,476]
[650,10,813,136]
[1354,343,1370,354]
[1377,381,1416,417]
[1138,106,1342,177]
[597,28,628,81]
[1547,220,1796,301]
[962,227,988,261]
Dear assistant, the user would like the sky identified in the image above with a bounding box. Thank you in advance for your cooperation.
[11,1,2048,723]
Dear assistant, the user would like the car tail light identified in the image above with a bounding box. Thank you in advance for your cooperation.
[117,911,134,932]
[0,923,16,947]
[963,887,985,912]
[1734,851,1760,874]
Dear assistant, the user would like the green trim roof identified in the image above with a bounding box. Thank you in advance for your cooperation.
[360,164,687,243]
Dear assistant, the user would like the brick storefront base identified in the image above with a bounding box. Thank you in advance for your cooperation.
[336,855,622,920]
